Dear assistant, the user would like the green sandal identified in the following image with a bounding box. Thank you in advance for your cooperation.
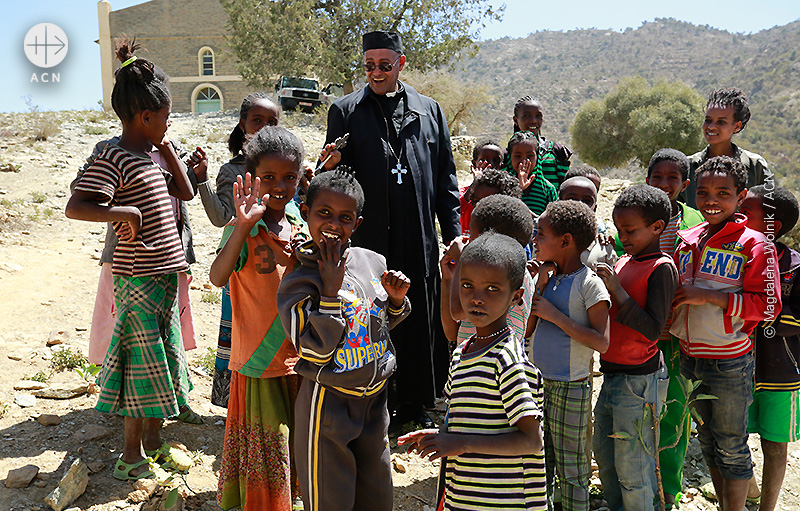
[176,405,204,425]
[113,457,155,481]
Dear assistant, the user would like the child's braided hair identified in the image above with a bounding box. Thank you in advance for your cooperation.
[111,37,171,124]
[512,95,541,132]
[307,166,365,215]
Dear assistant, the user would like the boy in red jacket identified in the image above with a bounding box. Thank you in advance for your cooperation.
[594,185,677,510]
[670,156,780,511]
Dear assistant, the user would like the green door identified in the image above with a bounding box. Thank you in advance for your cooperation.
[195,87,221,112]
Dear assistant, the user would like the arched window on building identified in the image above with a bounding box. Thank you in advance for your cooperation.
[198,47,215,76]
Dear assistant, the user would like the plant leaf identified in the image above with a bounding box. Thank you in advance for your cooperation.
[694,394,718,401]
[609,432,631,440]
[165,488,178,509]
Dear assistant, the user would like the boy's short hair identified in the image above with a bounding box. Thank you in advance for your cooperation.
[244,126,304,174]
[695,155,747,193]
[559,176,597,196]
[461,231,527,290]
[749,184,799,238]
[306,167,365,215]
[614,184,671,227]
[471,138,504,161]
[470,168,522,199]
[541,200,597,252]
[648,148,690,180]
[471,195,534,246]
[565,164,601,184]
[707,87,751,132]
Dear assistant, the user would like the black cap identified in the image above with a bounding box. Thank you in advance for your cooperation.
[362,31,403,53]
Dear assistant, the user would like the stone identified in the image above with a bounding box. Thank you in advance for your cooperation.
[86,461,105,474]
[128,489,152,503]
[5,464,39,488]
[14,393,36,407]
[392,455,406,473]
[33,383,90,400]
[7,353,23,361]
[133,478,160,493]
[36,414,62,426]
[44,458,89,511]
[72,424,112,443]
[14,380,49,391]
[47,330,66,346]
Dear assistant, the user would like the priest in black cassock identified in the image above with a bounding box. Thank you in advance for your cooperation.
[322,30,460,429]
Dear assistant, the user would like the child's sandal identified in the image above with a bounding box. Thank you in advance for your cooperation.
[176,405,204,425]
[113,457,155,481]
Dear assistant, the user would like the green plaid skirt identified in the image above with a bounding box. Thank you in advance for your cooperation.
[95,273,192,418]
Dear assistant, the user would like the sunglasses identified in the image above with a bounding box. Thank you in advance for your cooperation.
[363,57,400,73]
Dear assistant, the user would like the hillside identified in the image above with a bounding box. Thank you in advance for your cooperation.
[451,17,800,185]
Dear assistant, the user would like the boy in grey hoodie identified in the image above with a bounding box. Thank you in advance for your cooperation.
[277,169,411,511]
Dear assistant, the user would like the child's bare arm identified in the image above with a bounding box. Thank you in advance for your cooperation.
[209,174,268,286]
[156,137,194,201]
[672,284,728,309]
[65,191,141,242]
[530,296,610,353]
[398,415,543,460]
[440,248,460,343]
[210,222,249,287]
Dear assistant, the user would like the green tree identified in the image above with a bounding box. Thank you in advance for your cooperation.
[570,76,705,168]
[221,0,503,91]
[403,69,491,136]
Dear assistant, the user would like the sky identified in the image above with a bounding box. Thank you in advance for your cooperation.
[3,0,798,113]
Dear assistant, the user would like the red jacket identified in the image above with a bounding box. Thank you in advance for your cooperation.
[603,253,676,368]
[670,214,780,358]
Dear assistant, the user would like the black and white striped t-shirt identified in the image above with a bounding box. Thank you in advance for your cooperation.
[74,144,187,277]
[443,330,546,510]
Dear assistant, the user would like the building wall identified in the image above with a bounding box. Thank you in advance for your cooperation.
[102,0,252,112]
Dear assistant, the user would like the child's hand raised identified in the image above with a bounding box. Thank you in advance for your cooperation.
[382,270,410,308]
[517,159,535,190]
[233,173,268,228]
[318,235,347,298]
[469,159,491,178]
[187,147,208,183]
[440,236,467,281]
[398,430,465,460]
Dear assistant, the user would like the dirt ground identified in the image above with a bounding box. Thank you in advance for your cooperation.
[0,110,798,511]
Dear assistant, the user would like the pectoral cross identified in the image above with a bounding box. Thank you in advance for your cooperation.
[391,162,407,185]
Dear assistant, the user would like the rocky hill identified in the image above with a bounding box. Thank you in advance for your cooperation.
[452,17,800,185]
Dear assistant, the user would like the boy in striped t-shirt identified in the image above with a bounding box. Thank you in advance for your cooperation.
[400,232,545,510]
[670,156,779,511]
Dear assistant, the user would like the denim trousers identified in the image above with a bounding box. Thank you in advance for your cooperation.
[679,352,754,480]
[593,368,665,511]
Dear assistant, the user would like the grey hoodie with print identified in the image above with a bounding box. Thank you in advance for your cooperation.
[276,240,411,398]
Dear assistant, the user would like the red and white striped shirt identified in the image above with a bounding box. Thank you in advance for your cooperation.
[74,144,187,277]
